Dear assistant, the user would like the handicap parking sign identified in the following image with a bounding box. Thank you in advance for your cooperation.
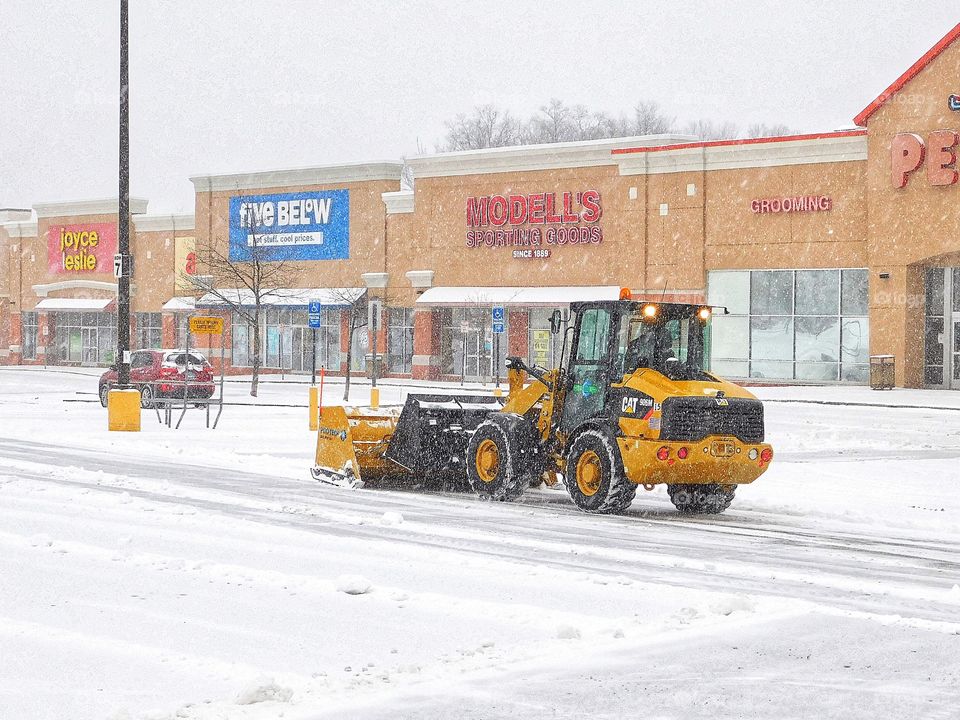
[492,306,505,322]
[308,314,322,329]
[308,300,322,314]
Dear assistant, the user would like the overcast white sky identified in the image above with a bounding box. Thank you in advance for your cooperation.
[1,1,957,214]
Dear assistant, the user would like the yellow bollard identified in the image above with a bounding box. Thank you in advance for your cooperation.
[309,386,319,430]
[370,386,380,409]
[493,386,503,398]
[108,388,141,432]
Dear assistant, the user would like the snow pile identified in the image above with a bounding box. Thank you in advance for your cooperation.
[380,511,404,526]
[709,594,756,616]
[336,574,373,595]
[234,677,294,705]
[556,624,581,640]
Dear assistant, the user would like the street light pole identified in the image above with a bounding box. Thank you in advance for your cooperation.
[116,0,131,389]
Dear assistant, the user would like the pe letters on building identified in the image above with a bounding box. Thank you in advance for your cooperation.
[228,190,350,262]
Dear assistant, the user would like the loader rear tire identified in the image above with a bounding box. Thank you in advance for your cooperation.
[467,415,529,502]
[564,428,636,514]
[667,483,735,514]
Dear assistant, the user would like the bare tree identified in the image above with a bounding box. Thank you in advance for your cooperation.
[684,119,740,141]
[324,288,368,401]
[746,122,793,138]
[184,207,302,398]
[440,104,522,151]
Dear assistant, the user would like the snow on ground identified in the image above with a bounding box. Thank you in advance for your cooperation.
[0,367,958,719]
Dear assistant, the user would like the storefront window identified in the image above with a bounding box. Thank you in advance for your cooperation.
[230,308,340,371]
[135,312,162,349]
[528,309,567,369]
[750,271,793,316]
[708,269,869,383]
[387,307,414,374]
[51,311,116,366]
[174,314,196,351]
[21,312,38,360]
[796,270,839,316]
[440,307,507,380]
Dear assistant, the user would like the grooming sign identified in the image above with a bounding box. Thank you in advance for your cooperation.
[229,190,350,262]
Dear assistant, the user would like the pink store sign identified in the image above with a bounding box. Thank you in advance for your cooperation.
[47,223,117,274]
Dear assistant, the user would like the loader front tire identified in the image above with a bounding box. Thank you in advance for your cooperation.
[667,483,735,514]
[565,428,636,514]
[467,415,529,502]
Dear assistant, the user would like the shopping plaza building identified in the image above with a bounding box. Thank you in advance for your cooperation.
[4,22,960,388]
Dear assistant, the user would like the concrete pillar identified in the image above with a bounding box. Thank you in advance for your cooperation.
[507,310,528,358]
[412,307,441,380]
[868,265,924,388]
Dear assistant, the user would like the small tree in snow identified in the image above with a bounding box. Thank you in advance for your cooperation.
[184,207,302,397]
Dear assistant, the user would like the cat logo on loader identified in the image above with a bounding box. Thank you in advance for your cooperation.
[313,296,773,515]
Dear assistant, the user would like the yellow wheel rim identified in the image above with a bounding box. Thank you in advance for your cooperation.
[475,439,500,484]
[576,450,602,497]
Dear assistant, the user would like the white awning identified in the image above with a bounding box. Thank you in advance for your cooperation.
[35,297,115,311]
[196,287,365,309]
[162,296,196,311]
[415,286,622,307]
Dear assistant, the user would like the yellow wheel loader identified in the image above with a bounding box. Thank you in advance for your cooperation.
[313,299,773,514]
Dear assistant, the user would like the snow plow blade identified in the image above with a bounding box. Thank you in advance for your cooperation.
[313,394,502,488]
[312,404,400,488]
[384,394,502,477]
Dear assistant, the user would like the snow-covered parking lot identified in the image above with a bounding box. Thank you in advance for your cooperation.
[1,367,959,719]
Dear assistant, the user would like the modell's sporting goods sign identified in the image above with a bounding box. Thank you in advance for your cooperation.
[465,190,603,260]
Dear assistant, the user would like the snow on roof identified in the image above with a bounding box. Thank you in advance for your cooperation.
[162,296,196,311]
[196,287,364,309]
[415,286,622,306]
[35,297,115,311]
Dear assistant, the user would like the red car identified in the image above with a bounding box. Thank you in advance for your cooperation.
[99,349,215,408]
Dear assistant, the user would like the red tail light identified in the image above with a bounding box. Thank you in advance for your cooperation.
[677,447,689,460]
[158,366,179,378]
[760,448,773,464]
[656,447,670,461]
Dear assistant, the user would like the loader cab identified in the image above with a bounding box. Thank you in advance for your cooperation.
[560,301,714,431]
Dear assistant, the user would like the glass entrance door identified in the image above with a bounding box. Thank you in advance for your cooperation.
[927,267,960,388]
[81,328,99,366]
[953,311,960,389]
[952,267,960,389]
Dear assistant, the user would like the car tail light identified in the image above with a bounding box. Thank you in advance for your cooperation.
[159,366,179,378]
[656,447,670,461]
[677,447,689,460]
[760,448,773,464]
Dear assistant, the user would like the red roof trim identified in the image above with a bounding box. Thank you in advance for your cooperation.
[853,22,960,127]
[611,130,867,155]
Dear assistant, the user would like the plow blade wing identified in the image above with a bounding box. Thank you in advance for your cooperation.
[385,394,502,477]
[312,405,400,488]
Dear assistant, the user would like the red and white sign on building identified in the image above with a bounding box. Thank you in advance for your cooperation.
[465,190,603,259]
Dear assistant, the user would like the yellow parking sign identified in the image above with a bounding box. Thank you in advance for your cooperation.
[189,316,224,335]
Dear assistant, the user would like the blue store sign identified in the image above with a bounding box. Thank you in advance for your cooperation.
[229,190,350,262]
